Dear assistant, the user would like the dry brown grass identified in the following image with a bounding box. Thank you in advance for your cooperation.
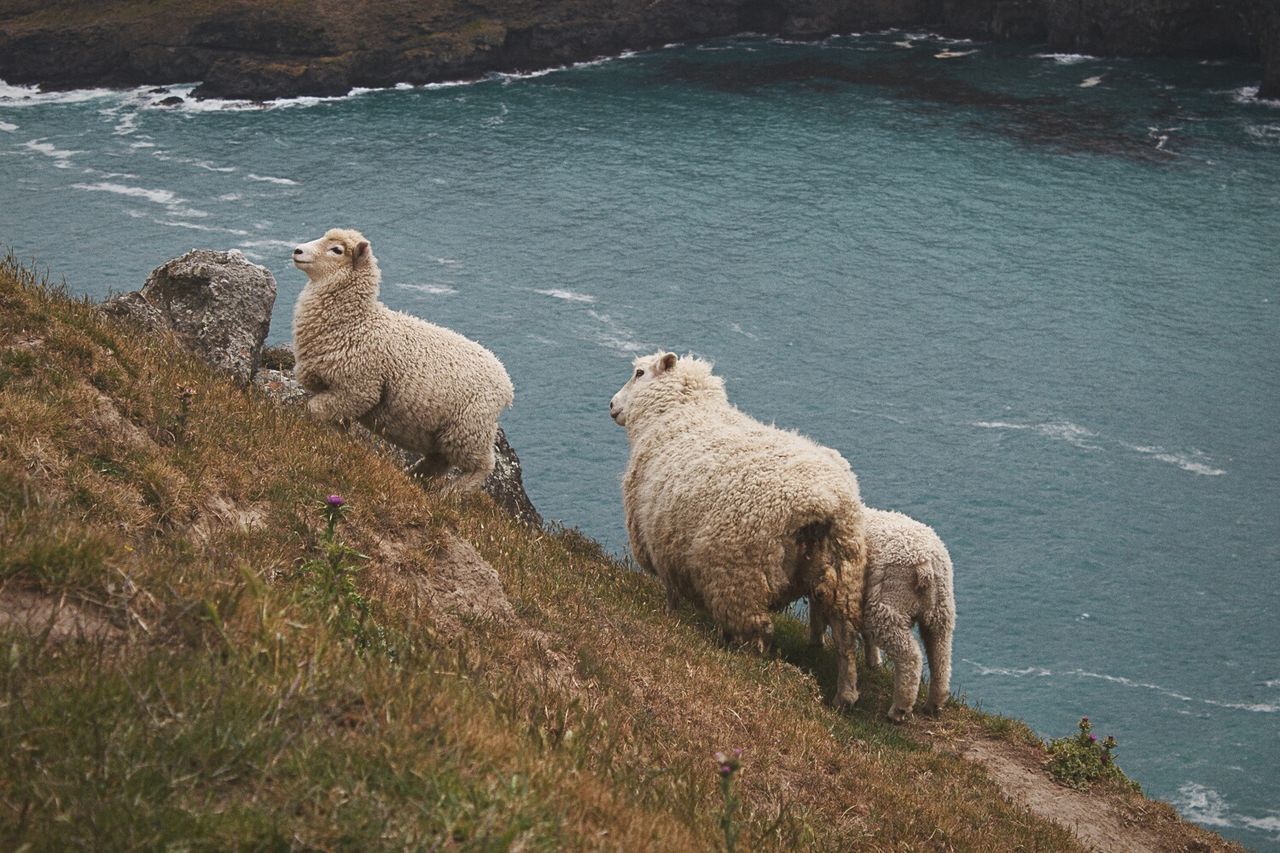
[0,254,1235,850]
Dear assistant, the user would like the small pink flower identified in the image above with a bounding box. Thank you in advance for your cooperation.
[325,495,345,508]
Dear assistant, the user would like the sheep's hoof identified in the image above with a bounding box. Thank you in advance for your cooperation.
[885,706,912,723]
[832,689,859,709]
[921,701,941,717]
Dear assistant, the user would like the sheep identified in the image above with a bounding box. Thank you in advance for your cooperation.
[809,507,955,722]
[610,351,868,708]
[291,228,513,494]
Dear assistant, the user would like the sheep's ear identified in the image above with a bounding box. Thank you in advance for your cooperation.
[354,241,370,263]
[659,352,677,373]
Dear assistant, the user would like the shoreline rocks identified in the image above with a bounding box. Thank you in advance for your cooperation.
[0,1,1271,101]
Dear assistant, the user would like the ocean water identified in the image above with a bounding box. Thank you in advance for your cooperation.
[2,33,1278,848]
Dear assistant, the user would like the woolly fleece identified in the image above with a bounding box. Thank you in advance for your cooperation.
[291,229,513,493]
[811,507,956,721]
[612,352,868,707]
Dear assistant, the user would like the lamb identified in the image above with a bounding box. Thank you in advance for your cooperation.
[610,351,869,707]
[809,507,955,722]
[291,228,513,494]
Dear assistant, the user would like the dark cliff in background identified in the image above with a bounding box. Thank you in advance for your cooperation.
[0,0,1273,99]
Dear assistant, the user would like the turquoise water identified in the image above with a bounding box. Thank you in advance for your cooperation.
[2,33,1278,848]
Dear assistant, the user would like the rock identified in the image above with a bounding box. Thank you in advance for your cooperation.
[1263,4,1280,99]
[156,95,185,107]
[101,250,276,385]
[252,361,541,527]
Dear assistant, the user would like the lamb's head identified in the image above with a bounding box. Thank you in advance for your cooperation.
[610,352,677,427]
[292,228,378,283]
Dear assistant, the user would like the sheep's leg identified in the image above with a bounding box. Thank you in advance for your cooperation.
[862,633,882,668]
[808,603,826,648]
[408,451,451,479]
[437,421,498,496]
[705,585,773,654]
[827,616,860,708]
[920,619,954,715]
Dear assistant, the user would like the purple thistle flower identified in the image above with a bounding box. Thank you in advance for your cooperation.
[1089,734,1098,742]
[326,495,345,508]
[720,764,733,777]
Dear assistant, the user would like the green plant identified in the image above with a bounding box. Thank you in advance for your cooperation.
[715,749,743,852]
[296,495,391,657]
[1046,717,1139,792]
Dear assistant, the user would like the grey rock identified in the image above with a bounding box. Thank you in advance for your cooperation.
[101,249,275,385]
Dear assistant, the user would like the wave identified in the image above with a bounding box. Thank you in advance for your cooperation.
[71,181,182,205]
[0,120,17,132]
[158,219,249,236]
[239,238,296,251]
[245,173,298,186]
[0,80,121,106]
[1232,86,1280,108]
[534,288,596,304]
[1120,444,1225,477]
[934,49,978,59]
[727,322,757,339]
[1080,75,1104,88]
[1035,53,1099,65]
[971,419,1101,450]
[396,283,457,295]
[587,309,650,357]
[23,139,81,167]
[1174,783,1280,840]
[964,660,1278,714]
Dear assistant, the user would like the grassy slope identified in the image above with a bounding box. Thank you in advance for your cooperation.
[0,256,1230,850]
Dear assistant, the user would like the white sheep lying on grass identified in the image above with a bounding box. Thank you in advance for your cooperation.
[291,228,513,494]
[810,507,955,721]
[611,351,869,707]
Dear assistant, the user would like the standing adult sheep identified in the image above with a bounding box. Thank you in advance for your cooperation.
[810,507,956,721]
[610,351,869,707]
[291,228,513,494]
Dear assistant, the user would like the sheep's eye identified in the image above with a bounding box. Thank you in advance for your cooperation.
[634,368,644,378]
[330,245,343,254]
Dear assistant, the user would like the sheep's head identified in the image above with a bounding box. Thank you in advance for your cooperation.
[610,351,677,427]
[292,228,375,282]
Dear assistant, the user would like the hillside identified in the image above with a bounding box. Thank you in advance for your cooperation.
[0,254,1239,850]
[0,0,1273,100]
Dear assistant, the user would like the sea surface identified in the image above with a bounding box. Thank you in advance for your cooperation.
[2,32,1278,848]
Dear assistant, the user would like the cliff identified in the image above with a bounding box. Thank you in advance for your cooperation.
[0,0,1273,100]
[0,253,1244,849]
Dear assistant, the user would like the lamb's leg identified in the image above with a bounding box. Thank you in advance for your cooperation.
[808,602,826,648]
[921,619,954,715]
[873,620,923,723]
[862,633,882,668]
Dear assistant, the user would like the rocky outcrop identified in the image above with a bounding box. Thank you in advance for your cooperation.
[0,0,1269,101]
[1263,3,1280,98]
[101,249,275,385]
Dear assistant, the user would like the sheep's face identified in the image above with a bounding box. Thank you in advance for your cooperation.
[292,228,373,282]
[610,351,677,426]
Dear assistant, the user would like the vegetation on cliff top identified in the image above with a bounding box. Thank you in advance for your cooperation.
[0,255,1235,849]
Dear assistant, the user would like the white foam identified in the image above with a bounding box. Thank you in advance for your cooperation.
[217,192,243,202]
[23,139,81,167]
[434,257,462,267]
[0,80,120,106]
[0,120,17,132]
[968,660,1277,714]
[534,288,596,304]
[1175,783,1280,839]
[728,322,757,339]
[238,238,295,250]
[934,49,978,59]
[971,419,1101,450]
[397,283,457,296]
[1035,53,1098,65]
[1232,86,1280,108]
[1080,75,1104,88]
[246,173,298,186]
[1265,679,1280,689]
[587,309,650,356]
[72,181,182,205]
[1123,444,1225,476]
[157,219,249,236]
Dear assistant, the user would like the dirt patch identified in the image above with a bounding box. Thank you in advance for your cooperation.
[960,736,1233,852]
[0,587,124,643]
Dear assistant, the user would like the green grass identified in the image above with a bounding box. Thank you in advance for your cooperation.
[0,253,1233,850]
